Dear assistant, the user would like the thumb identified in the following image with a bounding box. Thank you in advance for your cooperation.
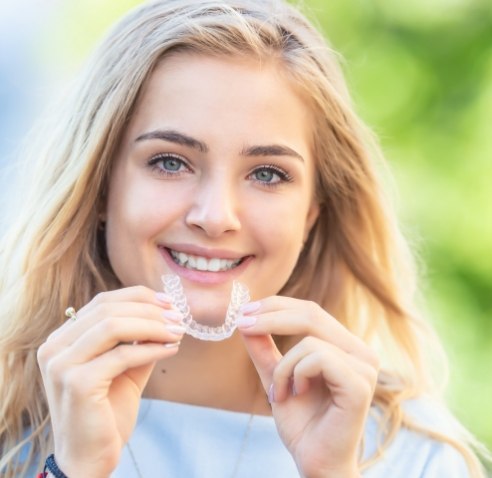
[240,333,282,393]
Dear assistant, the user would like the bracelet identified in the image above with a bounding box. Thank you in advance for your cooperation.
[42,454,69,478]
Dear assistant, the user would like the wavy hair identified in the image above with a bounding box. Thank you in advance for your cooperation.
[0,0,488,476]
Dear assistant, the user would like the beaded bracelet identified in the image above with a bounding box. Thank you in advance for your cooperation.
[39,454,69,478]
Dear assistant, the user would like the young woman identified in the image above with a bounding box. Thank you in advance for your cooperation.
[0,1,488,477]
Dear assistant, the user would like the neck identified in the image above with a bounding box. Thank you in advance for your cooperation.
[143,332,271,415]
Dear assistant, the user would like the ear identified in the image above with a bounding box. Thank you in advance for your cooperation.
[97,204,108,231]
[303,200,320,243]
[98,195,108,224]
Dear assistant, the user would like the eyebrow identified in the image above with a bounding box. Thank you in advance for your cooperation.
[241,144,304,163]
[135,129,304,162]
[135,129,208,153]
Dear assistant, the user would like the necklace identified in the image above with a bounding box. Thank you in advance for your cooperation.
[127,441,144,478]
[127,409,255,478]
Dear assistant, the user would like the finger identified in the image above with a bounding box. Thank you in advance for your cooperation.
[273,337,377,404]
[48,300,183,346]
[292,351,375,412]
[55,342,181,400]
[90,285,174,309]
[240,333,282,395]
[90,341,181,384]
[238,296,377,367]
[62,317,186,363]
[65,286,176,331]
[271,337,331,402]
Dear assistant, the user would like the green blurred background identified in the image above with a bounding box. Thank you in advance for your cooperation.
[12,0,492,460]
[306,0,492,458]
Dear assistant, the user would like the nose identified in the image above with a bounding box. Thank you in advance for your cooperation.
[185,175,241,237]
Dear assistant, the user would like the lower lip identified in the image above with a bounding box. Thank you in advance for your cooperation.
[158,247,253,285]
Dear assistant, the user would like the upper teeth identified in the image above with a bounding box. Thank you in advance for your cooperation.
[169,250,242,272]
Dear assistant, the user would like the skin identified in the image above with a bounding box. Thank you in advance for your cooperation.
[37,54,378,478]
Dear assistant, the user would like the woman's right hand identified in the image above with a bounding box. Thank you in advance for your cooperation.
[37,286,185,478]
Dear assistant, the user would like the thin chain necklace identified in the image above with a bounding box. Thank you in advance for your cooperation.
[127,387,262,478]
[127,410,254,478]
[127,442,144,478]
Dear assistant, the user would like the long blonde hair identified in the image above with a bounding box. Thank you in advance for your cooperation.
[0,0,488,476]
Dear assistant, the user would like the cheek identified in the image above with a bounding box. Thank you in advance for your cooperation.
[104,175,161,263]
[249,197,308,256]
[106,175,182,238]
[246,206,307,298]
[106,186,145,240]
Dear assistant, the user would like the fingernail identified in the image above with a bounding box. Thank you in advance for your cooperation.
[268,383,275,404]
[166,324,187,335]
[236,315,257,328]
[162,310,183,322]
[164,341,181,349]
[239,301,261,314]
[156,292,173,303]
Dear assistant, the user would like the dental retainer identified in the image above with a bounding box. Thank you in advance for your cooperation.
[161,274,250,341]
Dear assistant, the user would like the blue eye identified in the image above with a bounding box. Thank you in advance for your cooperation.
[148,154,189,175]
[162,157,181,171]
[250,165,292,186]
[254,169,275,182]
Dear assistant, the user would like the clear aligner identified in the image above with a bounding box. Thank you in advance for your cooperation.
[161,274,250,341]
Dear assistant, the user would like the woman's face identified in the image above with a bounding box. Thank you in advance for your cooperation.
[105,53,319,324]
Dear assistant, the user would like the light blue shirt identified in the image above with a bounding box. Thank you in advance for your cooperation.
[110,398,470,477]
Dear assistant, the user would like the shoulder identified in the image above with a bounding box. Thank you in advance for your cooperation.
[362,398,471,478]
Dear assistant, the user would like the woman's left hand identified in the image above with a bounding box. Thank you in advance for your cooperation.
[238,296,379,478]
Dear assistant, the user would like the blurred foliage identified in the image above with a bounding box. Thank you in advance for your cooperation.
[306,0,492,454]
[39,0,491,454]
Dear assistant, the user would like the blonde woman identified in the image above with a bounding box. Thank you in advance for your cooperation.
[0,1,489,477]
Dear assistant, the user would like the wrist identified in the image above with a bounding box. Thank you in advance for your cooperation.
[43,454,68,478]
[42,453,110,478]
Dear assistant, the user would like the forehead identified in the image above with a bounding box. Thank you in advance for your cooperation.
[123,52,314,152]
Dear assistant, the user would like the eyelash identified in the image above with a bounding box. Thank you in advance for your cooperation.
[248,164,293,187]
[147,154,293,187]
[147,153,191,176]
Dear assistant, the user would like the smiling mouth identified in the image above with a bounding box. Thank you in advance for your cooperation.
[167,248,245,272]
